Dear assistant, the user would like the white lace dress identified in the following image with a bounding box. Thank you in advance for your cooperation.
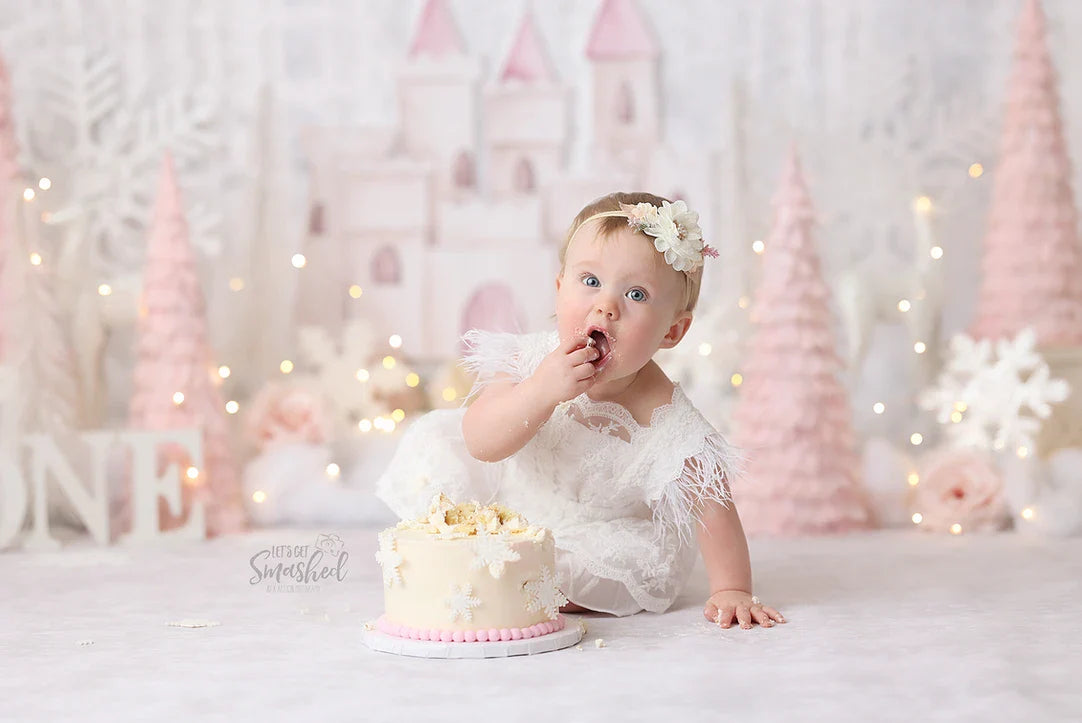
[375,329,741,616]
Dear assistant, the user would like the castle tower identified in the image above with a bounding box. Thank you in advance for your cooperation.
[295,125,431,355]
[397,0,481,196]
[585,0,661,166]
[483,11,569,198]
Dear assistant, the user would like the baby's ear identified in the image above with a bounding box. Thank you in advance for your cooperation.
[660,311,693,349]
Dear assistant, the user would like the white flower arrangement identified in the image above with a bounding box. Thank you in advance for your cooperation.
[620,200,717,272]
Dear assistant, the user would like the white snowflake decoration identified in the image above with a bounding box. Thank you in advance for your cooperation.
[919,328,1070,452]
[373,531,402,588]
[522,565,568,621]
[295,320,381,430]
[470,533,521,579]
[445,584,481,622]
[21,41,222,277]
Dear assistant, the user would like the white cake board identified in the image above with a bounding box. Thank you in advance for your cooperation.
[363,619,585,659]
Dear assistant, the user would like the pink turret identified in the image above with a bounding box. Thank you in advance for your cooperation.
[585,0,659,60]
[584,0,661,164]
[408,0,467,59]
[485,10,568,198]
[499,12,556,84]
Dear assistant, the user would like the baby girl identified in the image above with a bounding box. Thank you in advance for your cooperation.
[378,192,784,630]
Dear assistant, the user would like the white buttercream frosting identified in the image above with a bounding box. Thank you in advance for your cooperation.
[396,493,547,541]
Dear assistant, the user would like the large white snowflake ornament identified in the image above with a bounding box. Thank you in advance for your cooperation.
[919,328,1070,452]
[522,565,568,620]
[445,584,481,622]
[21,41,223,278]
[373,531,402,588]
[470,533,521,579]
[295,320,381,430]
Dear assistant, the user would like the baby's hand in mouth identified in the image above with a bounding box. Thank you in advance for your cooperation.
[585,329,612,369]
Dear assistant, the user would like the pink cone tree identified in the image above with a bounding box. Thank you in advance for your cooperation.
[971,0,1082,345]
[0,55,19,360]
[120,153,246,537]
[731,149,873,536]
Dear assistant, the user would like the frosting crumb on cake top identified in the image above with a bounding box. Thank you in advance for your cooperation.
[396,493,547,541]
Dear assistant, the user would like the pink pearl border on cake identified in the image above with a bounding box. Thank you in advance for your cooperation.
[375,614,566,642]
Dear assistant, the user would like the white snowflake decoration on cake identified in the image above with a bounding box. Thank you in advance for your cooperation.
[522,565,567,620]
[373,531,402,588]
[919,328,1070,452]
[445,584,481,622]
[470,533,521,579]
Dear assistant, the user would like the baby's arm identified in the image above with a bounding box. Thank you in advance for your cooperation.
[461,374,558,463]
[462,333,600,463]
[697,500,752,594]
[698,498,786,629]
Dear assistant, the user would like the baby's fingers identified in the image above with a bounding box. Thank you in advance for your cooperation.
[560,332,591,353]
[703,602,719,624]
[762,606,786,624]
[572,361,597,381]
[751,607,775,628]
[735,605,752,629]
[714,605,735,628]
[570,346,600,365]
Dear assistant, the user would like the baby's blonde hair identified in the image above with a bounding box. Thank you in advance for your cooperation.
[559,191,703,313]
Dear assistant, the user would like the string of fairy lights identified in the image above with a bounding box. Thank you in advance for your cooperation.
[21,176,455,429]
[719,194,946,429]
[19,173,461,509]
[703,161,1039,534]
[14,160,1042,529]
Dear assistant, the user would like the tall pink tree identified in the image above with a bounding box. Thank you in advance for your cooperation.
[120,153,246,537]
[0,54,19,361]
[971,0,1082,345]
[731,149,872,536]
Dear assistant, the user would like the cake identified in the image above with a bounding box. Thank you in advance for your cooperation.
[373,494,569,643]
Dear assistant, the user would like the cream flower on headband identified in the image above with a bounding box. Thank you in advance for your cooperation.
[619,200,717,272]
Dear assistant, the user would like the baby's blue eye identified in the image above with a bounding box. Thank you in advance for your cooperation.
[582,275,600,288]
[627,288,647,302]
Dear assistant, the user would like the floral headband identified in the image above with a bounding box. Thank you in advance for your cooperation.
[569,200,718,273]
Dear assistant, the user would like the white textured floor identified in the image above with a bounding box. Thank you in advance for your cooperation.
[3,527,1079,722]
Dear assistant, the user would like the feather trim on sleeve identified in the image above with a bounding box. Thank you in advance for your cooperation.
[458,329,530,403]
[652,432,745,547]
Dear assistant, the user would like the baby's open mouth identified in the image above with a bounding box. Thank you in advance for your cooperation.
[586,327,614,368]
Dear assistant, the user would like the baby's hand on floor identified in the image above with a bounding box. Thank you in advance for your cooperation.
[705,590,785,630]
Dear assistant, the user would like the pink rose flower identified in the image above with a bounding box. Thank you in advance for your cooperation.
[245,382,333,451]
[911,447,1009,533]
